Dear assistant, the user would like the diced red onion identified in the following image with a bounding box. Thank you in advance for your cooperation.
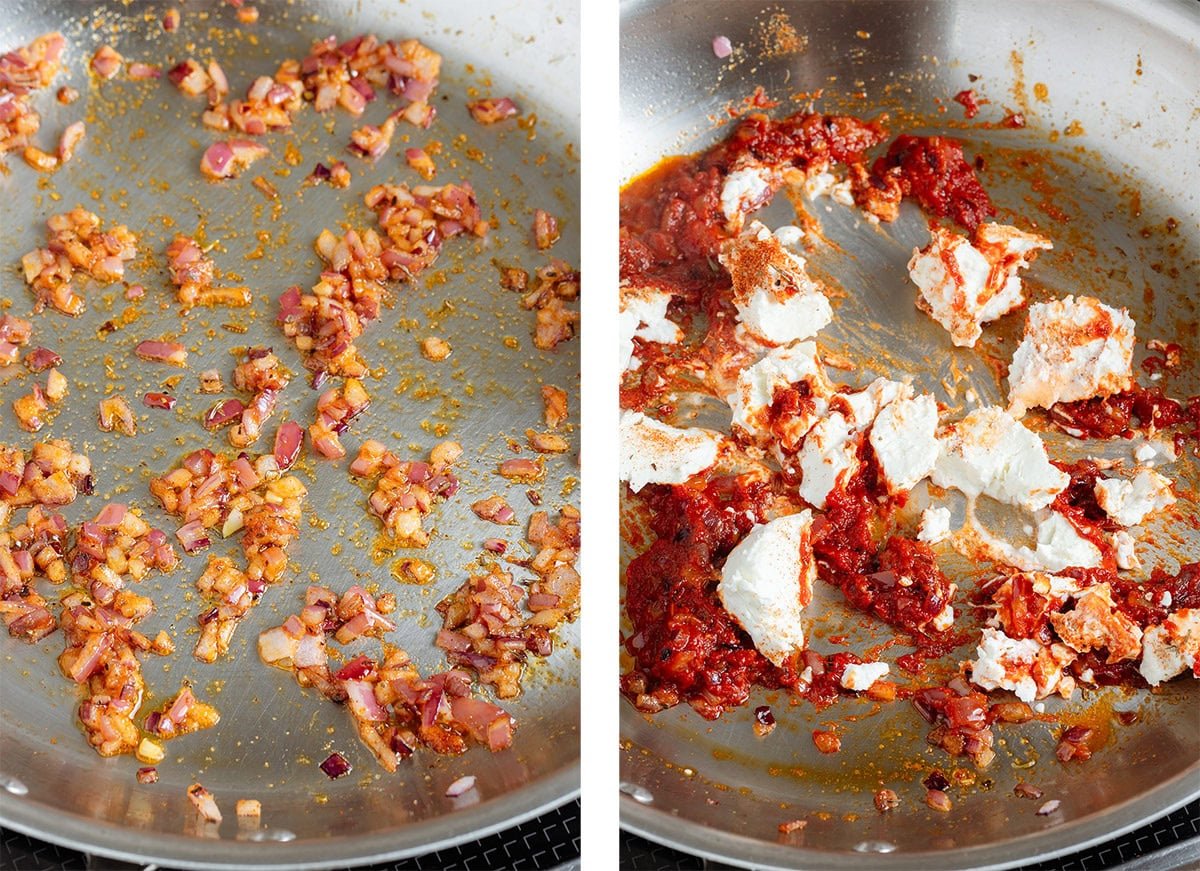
[273,420,303,469]
[257,626,298,664]
[335,655,375,681]
[187,784,222,823]
[69,633,110,682]
[528,592,560,610]
[0,471,20,495]
[712,35,733,58]
[230,455,259,490]
[344,679,387,722]
[94,502,127,527]
[12,549,33,573]
[135,340,188,365]
[176,520,211,554]
[128,62,161,80]
[293,633,327,668]
[166,687,194,724]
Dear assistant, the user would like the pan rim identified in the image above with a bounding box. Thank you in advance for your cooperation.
[0,764,579,869]
[620,764,1199,871]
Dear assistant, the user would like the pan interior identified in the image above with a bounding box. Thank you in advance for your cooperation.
[619,0,1199,867]
[0,1,579,867]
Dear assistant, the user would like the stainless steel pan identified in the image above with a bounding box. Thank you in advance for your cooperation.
[0,1,580,867]
[619,1,1200,868]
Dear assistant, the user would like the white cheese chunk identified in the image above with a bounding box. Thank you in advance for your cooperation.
[830,377,909,430]
[1095,468,1176,527]
[718,511,815,667]
[798,378,935,507]
[1130,439,1178,467]
[719,222,832,347]
[1139,609,1200,686]
[619,411,722,493]
[841,661,889,692]
[720,165,775,230]
[797,412,858,510]
[1007,295,1135,416]
[908,224,1052,348]
[932,406,1068,512]
[619,285,682,372]
[918,506,952,544]
[970,627,1076,703]
[728,340,833,449]
[969,510,1102,573]
[1112,529,1140,571]
[1031,511,1103,572]
[931,603,956,632]
[870,393,940,493]
[803,170,854,206]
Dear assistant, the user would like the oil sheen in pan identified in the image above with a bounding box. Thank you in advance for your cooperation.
[0,0,580,868]
[619,1,1199,868]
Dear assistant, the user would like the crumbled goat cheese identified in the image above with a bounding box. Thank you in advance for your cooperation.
[1095,468,1175,527]
[1007,295,1134,416]
[719,511,815,667]
[918,506,952,544]
[908,224,1052,348]
[620,411,722,493]
[841,661,890,691]
[719,222,832,347]
[932,406,1068,512]
[619,285,682,372]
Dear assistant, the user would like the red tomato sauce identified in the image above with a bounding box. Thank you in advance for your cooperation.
[621,475,799,719]
[1051,386,1200,448]
[705,111,888,174]
[872,135,995,231]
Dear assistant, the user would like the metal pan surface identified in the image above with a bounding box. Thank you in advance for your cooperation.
[619,1,1200,868]
[0,1,580,868]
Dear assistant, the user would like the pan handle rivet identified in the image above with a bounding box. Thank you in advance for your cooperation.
[854,841,896,853]
[0,775,29,796]
[619,782,654,804]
